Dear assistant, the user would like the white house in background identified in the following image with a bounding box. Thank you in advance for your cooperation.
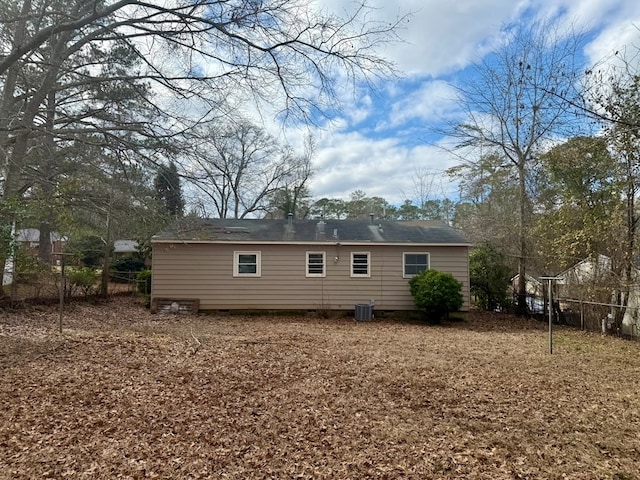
[509,273,545,312]
[556,255,639,337]
[556,254,612,287]
[510,273,543,297]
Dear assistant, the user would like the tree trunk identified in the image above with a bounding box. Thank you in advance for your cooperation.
[38,224,52,265]
[0,3,32,293]
[100,212,112,298]
[617,173,636,331]
[37,91,58,266]
[516,162,529,316]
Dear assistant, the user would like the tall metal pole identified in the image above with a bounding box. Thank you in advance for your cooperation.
[540,276,562,355]
[59,254,65,334]
[548,278,553,354]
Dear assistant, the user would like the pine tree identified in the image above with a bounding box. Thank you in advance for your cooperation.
[154,162,184,217]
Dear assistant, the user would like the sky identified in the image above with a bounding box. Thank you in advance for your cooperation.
[280,0,640,206]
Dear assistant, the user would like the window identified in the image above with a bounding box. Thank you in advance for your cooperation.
[233,251,261,277]
[306,251,326,277]
[403,253,429,277]
[351,252,370,277]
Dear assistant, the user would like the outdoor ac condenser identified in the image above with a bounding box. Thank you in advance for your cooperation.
[355,303,373,321]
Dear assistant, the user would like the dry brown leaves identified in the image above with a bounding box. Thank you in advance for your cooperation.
[1,300,639,479]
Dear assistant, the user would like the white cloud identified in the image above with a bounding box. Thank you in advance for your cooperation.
[585,21,640,67]
[308,127,461,204]
[357,0,528,76]
[180,0,640,210]
[299,0,640,207]
[388,80,461,127]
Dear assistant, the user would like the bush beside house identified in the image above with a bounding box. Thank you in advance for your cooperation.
[409,269,464,321]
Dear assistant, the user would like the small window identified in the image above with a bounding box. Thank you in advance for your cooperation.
[233,251,261,277]
[306,251,326,277]
[351,252,370,277]
[404,252,429,277]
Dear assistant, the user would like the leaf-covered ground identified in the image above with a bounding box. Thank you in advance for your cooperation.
[1,299,639,479]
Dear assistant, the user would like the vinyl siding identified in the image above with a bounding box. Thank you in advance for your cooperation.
[151,242,470,311]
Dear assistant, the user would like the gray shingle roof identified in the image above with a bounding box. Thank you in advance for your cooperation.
[16,228,66,243]
[152,218,470,245]
[114,240,139,253]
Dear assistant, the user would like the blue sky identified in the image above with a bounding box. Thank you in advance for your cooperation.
[280,0,640,206]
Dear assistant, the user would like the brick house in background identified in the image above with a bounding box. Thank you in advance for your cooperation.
[16,228,66,265]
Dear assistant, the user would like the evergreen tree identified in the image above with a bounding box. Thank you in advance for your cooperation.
[155,162,184,217]
[469,242,512,311]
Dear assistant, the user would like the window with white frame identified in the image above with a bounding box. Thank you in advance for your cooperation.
[403,252,429,277]
[233,251,261,277]
[351,252,370,277]
[306,251,326,277]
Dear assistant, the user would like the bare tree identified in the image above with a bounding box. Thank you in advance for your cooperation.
[1,0,403,171]
[450,20,584,315]
[264,133,315,219]
[0,0,404,287]
[598,63,640,327]
[544,40,640,129]
[402,168,439,213]
[400,167,452,221]
[184,121,309,218]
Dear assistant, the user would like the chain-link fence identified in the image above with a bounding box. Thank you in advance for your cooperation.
[1,267,148,307]
[559,298,640,338]
[528,294,640,339]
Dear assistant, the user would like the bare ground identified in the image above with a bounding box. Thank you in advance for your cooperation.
[1,299,639,479]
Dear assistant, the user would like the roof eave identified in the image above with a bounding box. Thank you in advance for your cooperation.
[151,239,472,247]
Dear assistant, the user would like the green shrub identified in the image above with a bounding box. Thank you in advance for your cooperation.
[15,252,50,285]
[67,267,99,297]
[110,257,146,283]
[409,269,463,321]
[136,269,152,295]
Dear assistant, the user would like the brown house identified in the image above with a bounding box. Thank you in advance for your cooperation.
[16,228,66,265]
[150,217,471,314]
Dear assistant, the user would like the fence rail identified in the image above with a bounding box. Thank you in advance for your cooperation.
[535,294,640,339]
[1,269,146,307]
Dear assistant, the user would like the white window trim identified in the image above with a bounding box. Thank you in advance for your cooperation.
[306,251,326,278]
[403,252,430,278]
[233,251,262,277]
[350,252,371,278]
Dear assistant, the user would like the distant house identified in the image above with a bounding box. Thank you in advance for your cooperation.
[150,217,471,314]
[2,228,65,285]
[510,273,543,297]
[15,228,66,264]
[509,273,544,312]
[556,254,613,289]
[113,240,140,258]
[556,255,639,337]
